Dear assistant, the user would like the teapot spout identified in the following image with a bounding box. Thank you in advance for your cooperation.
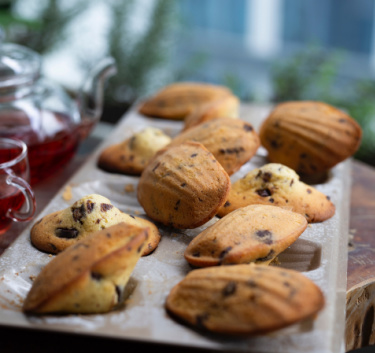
[78,57,117,129]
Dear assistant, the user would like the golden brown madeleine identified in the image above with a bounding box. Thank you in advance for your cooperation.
[259,101,362,175]
[165,264,325,336]
[217,163,335,223]
[167,118,260,176]
[97,127,171,176]
[30,194,161,256]
[137,142,231,229]
[138,82,232,120]
[185,204,307,267]
[182,94,240,131]
[23,223,148,314]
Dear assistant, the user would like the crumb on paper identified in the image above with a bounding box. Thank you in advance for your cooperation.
[29,275,36,281]
[48,254,53,258]
[125,184,135,193]
[308,224,312,228]
[134,210,141,215]
[62,185,73,201]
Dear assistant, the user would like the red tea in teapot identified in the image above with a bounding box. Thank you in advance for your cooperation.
[0,110,82,185]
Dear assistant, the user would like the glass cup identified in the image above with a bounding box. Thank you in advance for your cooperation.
[0,137,36,234]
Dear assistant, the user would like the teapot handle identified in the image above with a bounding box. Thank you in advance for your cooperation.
[77,57,117,139]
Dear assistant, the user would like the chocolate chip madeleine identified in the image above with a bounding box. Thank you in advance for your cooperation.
[166,264,325,336]
[138,82,232,120]
[30,194,161,255]
[98,127,171,175]
[24,223,148,315]
[185,204,307,267]
[259,101,362,175]
[167,118,260,176]
[137,142,231,229]
[217,163,335,222]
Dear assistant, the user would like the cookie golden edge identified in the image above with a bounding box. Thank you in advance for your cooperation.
[23,223,148,315]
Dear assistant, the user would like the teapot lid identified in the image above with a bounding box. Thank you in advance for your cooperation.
[0,43,41,89]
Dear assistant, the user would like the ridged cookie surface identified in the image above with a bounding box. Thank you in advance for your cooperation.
[137,142,230,229]
[97,127,171,175]
[166,264,325,335]
[23,223,148,314]
[185,204,307,267]
[183,94,239,131]
[30,194,160,255]
[167,118,260,175]
[138,82,232,120]
[217,163,335,223]
[259,101,362,175]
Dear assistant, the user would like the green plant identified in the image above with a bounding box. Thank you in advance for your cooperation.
[1,0,87,55]
[104,0,177,107]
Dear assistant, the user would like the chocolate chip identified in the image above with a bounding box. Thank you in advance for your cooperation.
[106,232,111,238]
[223,201,231,207]
[190,153,198,158]
[269,198,274,203]
[95,219,101,224]
[49,243,57,251]
[256,188,272,197]
[338,118,347,123]
[255,230,273,244]
[219,147,245,155]
[55,227,79,239]
[306,189,312,194]
[174,199,181,211]
[326,195,331,201]
[192,251,200,257]
[181,182,186,187]
[152,162,160,172]
[72,204,86,223]
[262,172,272,182]
[270,139,281,149]
[219,246,232,261]
[100,203,113,212]
[290,179,294,187]
[86,200,95,213]
[137,244,143,253]
[196,313,209,328]
[222,281,237,296]
[91,272,102,280]
[247,279,257,288]
[300,153,307,159]
[256,249,275,262]
[243,123,253,132]
[130,215,135,219]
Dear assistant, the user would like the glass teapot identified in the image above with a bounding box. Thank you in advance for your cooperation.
[0,42,116,185]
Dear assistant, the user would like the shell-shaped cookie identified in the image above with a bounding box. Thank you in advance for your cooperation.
[97,127,171,175]
[138,82,232,120]
[167,118,260,176]
[182,94,239,131]
[185,204,307,267]
[137,142,231,229]
[165,264,325,335]
[217,163,335,223]
[30,194,161,255]
[259,101,362,175]
[23,223,148,314]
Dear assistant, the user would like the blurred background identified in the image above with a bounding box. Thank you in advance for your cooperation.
[1,0,375,166]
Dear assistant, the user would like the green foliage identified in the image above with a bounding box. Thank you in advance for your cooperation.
[1,0,87,54]
[105,0,177,105]
[270,45,375,166]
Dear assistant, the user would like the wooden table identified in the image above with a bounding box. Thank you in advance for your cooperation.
[0,125,374,353]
